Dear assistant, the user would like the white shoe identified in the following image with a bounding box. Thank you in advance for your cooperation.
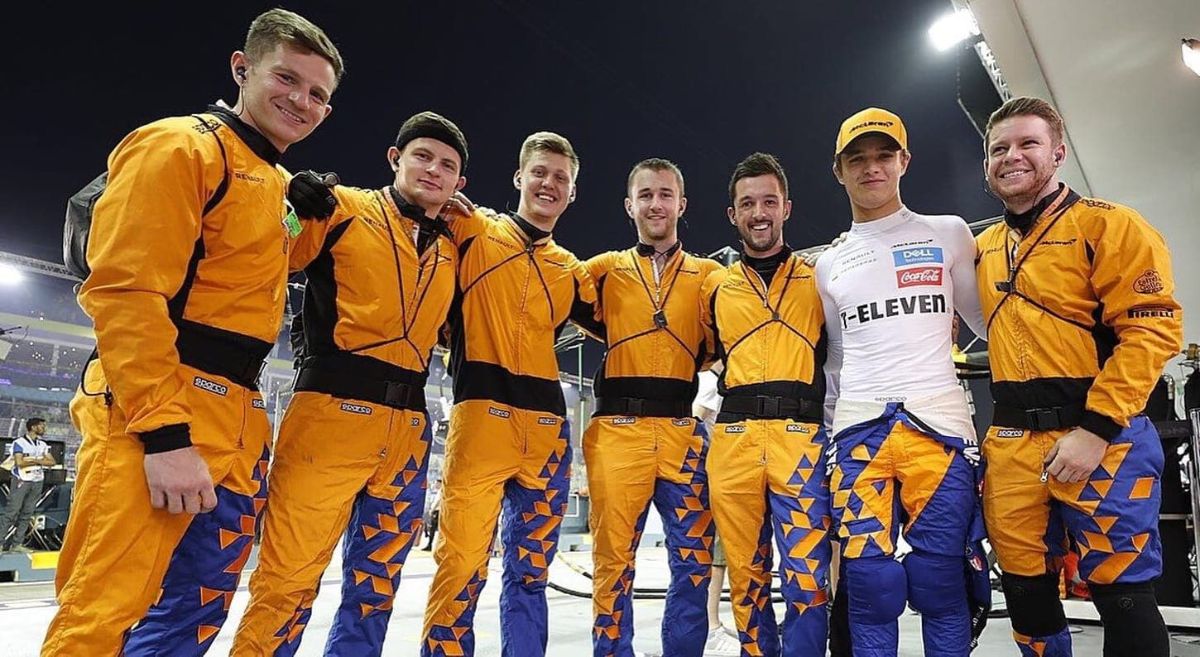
[703,626,741,656]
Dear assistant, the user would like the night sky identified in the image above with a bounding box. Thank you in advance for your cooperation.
[4,1,1003,374]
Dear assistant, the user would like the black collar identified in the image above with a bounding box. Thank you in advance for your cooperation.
[1004,183,1064,234]
[387,186,453,239]
[206,104,281,166]
[511,213,552,242]
[741,245,792,271]
[636,241,682,259]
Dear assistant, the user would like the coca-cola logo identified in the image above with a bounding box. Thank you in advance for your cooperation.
[896,266,943,288]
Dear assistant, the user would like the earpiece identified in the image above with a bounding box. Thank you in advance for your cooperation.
[236,66,247,82]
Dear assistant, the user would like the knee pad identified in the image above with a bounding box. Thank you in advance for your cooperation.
[845,557,907,625]
[904,550,966,617]
[1090,582,1169,657]
[1001,572,1067,638]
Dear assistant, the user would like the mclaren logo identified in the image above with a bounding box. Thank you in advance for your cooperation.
[340,402,372,416]
[850,120,894,133]
[192,376,228,397]
[488,407,511,419]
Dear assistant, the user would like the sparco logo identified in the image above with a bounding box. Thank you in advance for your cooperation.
[252,398,266,409]
[538,417,558,425]
[340,402,372,415]
[611,417,636,425]
[724,424,746,433]
[996,428,1024,438]
[785,424,811,433]
[896,267,943,288]
[672,418,692,427]
[192,376,228,396]
[488,407,511,418]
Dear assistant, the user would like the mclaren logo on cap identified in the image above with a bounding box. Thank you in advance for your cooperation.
[850,120,895,133]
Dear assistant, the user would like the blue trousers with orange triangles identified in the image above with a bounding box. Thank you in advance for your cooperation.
[230,392,431,657]
[829,404,979,657]
[43,362,270,657]
[708,418,832,657]
[583,415,713,657]
[422,400,573,657]
[983,416,1165,657]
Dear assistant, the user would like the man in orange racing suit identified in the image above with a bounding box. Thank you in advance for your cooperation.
[583,158,721,657]
[698,152,831,657]
[422,132,599,657]
[42,10,342,657]
[977,97,1182,657]
[231,111,467,657]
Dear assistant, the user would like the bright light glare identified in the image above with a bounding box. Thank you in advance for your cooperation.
[1184,39,1200,76]
[0,263,24,286]
[929,9,980,52]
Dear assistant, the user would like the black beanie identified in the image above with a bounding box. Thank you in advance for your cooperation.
[394,111,469,172]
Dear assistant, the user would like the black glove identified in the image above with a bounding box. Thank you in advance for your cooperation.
[287,170,340,220]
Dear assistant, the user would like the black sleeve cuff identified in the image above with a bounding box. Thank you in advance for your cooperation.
[1080,410,1123,442]
[139,423,193,454]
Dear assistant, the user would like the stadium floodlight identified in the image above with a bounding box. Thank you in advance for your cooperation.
[0,262,24,286]
[1184,39,1200,77]
[929,8,980,52]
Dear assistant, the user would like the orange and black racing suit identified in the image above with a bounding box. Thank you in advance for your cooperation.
[232,185,456,656]
[44,106,288,657]
[976,185,1182,657]
[583,243,721,657]
[698,250,831,657]
[422,209,597,657]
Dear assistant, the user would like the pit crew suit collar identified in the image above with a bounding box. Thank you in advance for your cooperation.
[741,245,793,286]
[635,240,682,259]
[510,212,552,244]
[1003,182,1066,235]
[386,185,453,250]
[206,104,282,166]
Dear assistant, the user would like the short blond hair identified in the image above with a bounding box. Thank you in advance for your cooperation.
[245,9,345,84]
[984,96,1064,149]
[519,131,579,176]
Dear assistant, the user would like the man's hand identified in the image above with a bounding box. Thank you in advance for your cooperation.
[1043,428,1108,483]
[287,170,340,220]
[144,447,218,514]
[442,191,476,219]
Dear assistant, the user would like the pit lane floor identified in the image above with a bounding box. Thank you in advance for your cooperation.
[0,546,1111,656]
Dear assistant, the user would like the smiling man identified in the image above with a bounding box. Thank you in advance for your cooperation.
[230,111,467,657]
[699,152,832,657]
[422,132,599,657]
[976,97,1181,657]
[581,158,721,657]
[43,9,342,657]
[817,107,988,657]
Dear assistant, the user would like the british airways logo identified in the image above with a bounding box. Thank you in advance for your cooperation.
[892,247,943,267]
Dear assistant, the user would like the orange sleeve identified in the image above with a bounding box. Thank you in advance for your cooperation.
[1081,205,1183,437]
[288,184,359,273]
[697,268,726,368]
[79,119,226,447]
[445,207,493,246]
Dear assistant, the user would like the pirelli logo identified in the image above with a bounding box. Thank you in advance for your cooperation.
[611,417,636,425]
[996,428,1025,438]
[538,417,558,425]
[192,376,228,397]
[724,424,746,434]
[786,423,811,433]
[672,418,692,427]
[251,398,266,410]
[1128,306,1175,319]
[488,407,511,419]
[341,402,372,415]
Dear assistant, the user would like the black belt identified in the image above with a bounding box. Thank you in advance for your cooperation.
[720,395,822,421]
[595,397,691,419]
[992,403,1085,431]
[295,356,426,412]
[175,326,270,390]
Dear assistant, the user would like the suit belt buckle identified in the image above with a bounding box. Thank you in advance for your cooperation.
[384,381,412,407]
[1028,407,1064,431]
[756,396,782,418]
[625,398,645,416]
